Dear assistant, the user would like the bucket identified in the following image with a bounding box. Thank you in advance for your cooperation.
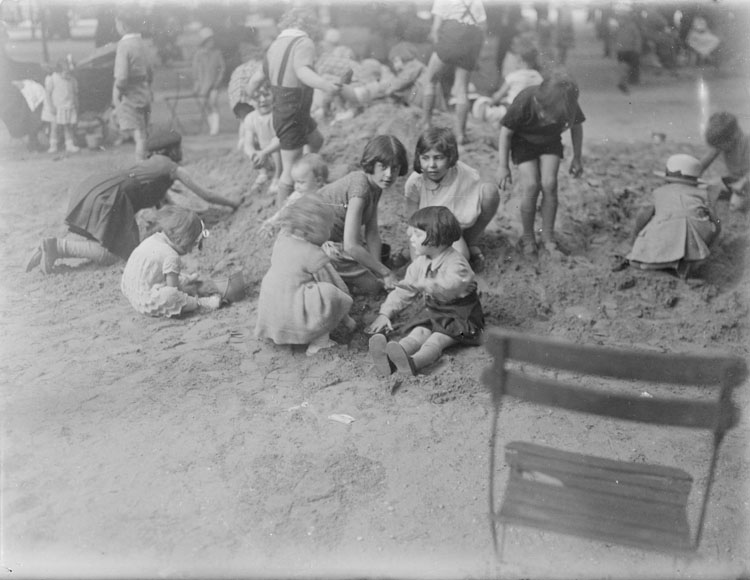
[86,133,103,149]
[215,271,246,304]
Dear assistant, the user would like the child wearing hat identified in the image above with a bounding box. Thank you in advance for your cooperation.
[192,27,226,136]
[699,112,749,212]
[625,154,721,279]
[26,129,239,274]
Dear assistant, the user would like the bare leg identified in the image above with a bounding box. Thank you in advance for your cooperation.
[516,159,542,239]
[133,127,147,161]
[452,67,471,143]
[278,147,303,206]
[538,154,561,244]
[462,182,501,248]
[422,52,447,129]
[412,332,456,370]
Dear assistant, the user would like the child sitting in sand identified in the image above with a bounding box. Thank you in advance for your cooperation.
[255,194,355,356]
[121,205,222,317]
[626,154,721,279]
[366,206,484,376]
[405,127,500,272]
[259,153,329,237]
[472,44,542,127]
[698,111,749,212]
[238,81,282,195]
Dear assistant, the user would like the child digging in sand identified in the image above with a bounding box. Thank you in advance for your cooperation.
[120,206,221,317]
[366,206,484,376]
[496,71,584,259]
[255,194,356,356]
[698,111,750,212]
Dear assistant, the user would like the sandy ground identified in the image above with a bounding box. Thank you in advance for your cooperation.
[1,18,749,580]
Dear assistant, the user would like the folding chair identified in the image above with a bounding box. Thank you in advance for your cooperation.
[482,329,746,560]
[162,70,209,134]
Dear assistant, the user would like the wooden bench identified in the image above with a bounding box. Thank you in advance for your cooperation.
[482,329,746,559]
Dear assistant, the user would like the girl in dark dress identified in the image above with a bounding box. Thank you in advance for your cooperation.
[26,129,239,274]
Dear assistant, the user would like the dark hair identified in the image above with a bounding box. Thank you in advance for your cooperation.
[233,102,254,119]
[158,206,203,255]
[408,206,462,248]
[705,112,739,148]
[535,71,580,125]
[360,135,408,176]
[413,127,459,173]
[519,45,539,69]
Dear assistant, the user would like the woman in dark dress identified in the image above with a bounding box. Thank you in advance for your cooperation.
[26,129,239,274]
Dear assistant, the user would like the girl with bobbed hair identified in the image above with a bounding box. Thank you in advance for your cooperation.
[405,126,499,272]
[316,134,409,295]
[366,206,484,376]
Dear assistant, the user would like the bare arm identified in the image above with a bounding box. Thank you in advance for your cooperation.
[430,16,443,43]
[174,166,239,210]
[569,123,584,177]
[491,81,510,105]
[496,126,513,189]
[698,148,721,175]
[343,197,391,280]
[296,65,339,93]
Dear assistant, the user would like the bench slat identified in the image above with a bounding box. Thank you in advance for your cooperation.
[506,442,693,500]
[498,478,692,551]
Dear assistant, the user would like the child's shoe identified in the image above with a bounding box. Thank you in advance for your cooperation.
[25,244,42,272]
[385,341,417,376]
[369,334,395,376]
[40,237,58,274]
[65,142,80,153]
[268,177,280,195]
[541,238,568,259]
[516,236,538,259]
[306,333,337,356]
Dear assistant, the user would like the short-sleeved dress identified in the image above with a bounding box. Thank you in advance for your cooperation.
[317,171,382,278]
[46,72,78,125]
[114,33,152,131]
[121,232,194,317]
[404,160,483,229]
[255,233,353,344]
[627,182,718,268]
[502,85,586,165]
[65,154,178,259]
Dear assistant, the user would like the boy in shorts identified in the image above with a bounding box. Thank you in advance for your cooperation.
[246,6,340,208]
[496,71,585,259]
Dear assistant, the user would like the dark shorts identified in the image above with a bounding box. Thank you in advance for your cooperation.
[271,85,317,151]
[510,137,564,165]
[404,291,484,346]
[435,20,484,71]
[616,50,640,68]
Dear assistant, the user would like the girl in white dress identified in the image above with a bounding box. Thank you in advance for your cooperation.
[45,55,79,153]
[121,206,221,317]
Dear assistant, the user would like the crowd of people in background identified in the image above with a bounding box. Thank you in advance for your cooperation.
[5,1,750,375]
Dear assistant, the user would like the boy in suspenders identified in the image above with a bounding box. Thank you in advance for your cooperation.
[246,7,341,208]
